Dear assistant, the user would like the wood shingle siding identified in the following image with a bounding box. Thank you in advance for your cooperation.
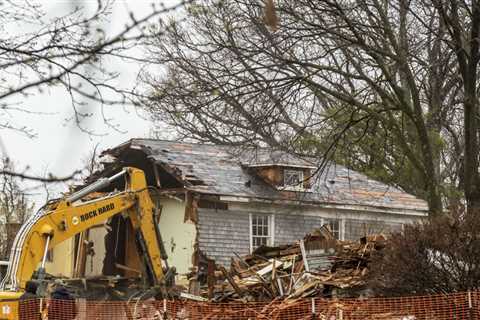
[274,213,325,245]
[198,208,411,266]
[344,219,403,241]
[197,208,250,266]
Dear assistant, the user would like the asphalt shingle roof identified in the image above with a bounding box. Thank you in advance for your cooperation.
[106,139,428,213]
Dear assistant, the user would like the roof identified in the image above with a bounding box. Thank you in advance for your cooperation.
[102,138,429,214]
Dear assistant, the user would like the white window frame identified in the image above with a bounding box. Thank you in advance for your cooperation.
[283,169,304,191]
[321,217,344,240]
[249,213,275,252]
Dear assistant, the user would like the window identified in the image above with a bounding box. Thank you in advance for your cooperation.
[284,169,304,190]
[324,219,341,240]
[250,214,274,251]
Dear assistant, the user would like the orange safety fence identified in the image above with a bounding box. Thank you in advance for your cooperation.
[16,290,480,319]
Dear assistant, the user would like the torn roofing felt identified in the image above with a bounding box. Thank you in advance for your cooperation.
[96,138,428,213]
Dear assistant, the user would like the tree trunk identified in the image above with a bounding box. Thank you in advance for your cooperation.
[464,92,480,214]
[463,4,480,214]
[426,182,443,215]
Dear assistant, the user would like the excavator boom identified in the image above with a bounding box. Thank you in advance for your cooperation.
[0,167,169,319]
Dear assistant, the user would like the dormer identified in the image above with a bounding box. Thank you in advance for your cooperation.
[248,164,315,191]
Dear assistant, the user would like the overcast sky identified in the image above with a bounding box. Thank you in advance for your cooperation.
[2,0,177,203]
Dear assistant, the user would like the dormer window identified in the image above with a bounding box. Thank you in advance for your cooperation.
[246,163,313,191]
[284,169,304,190]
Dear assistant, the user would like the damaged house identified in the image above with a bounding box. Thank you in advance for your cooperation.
[44,139,428,283]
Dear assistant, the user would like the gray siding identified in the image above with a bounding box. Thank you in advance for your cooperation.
[274,213,324,245]
[198,208,407,266]
[344,219,403,240]
[198,208,250,266]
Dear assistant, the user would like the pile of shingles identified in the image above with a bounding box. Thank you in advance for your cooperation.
[198,226,386,302]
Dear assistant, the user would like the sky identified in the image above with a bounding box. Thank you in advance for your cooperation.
[1,0,177,204]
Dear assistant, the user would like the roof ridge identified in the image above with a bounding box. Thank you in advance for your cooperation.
[131,137,231,148]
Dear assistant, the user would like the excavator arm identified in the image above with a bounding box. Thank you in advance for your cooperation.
[0,167,169,319]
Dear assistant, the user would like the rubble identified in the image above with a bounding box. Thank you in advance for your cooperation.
[187,226,386,303]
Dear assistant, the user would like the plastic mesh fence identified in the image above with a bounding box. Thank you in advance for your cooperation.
[15,290,480,319]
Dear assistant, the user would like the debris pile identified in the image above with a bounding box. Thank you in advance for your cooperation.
[191,226,386,302]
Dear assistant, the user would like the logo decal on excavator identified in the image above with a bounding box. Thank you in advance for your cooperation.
[2,305,10,314]
[72,216,79,225]
[79,203,115,223]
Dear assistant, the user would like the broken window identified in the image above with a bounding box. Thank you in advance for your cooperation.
[284,169,304,190]
[250,214,274,251]
[324,219,341,240]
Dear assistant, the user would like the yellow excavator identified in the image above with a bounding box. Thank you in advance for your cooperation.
[0,167,172,319]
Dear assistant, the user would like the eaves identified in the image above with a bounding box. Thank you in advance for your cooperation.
[184,188,428,217]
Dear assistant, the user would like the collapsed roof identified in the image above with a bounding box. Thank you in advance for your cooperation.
[91,138,428,214]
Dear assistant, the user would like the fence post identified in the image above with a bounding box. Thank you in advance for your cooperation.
[311,298,316,318]
[468,291,474,320]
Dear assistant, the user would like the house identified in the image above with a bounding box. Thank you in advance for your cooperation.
[44,139,428,282]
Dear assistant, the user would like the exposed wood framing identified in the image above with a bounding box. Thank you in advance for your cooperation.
[155,160,189,186]
[152,162,162,188]
[207,259,215,300]
[254,166,283,187]
[300,240,309,272]
[184,191,199,223]
[114,263,141,275]
[158,188,189,194]
[73,231,89,278]
[219,266,244,298]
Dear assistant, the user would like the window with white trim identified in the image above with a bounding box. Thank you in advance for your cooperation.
[324,218,341,240]
[284,169,304,190]
[250,214,274,251]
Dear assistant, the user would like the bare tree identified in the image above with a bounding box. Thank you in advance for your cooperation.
[0,0,190,181]
[0,158,34,259]
[432,1,480,213]
[82,143,103,177]
[141,0,476,214]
